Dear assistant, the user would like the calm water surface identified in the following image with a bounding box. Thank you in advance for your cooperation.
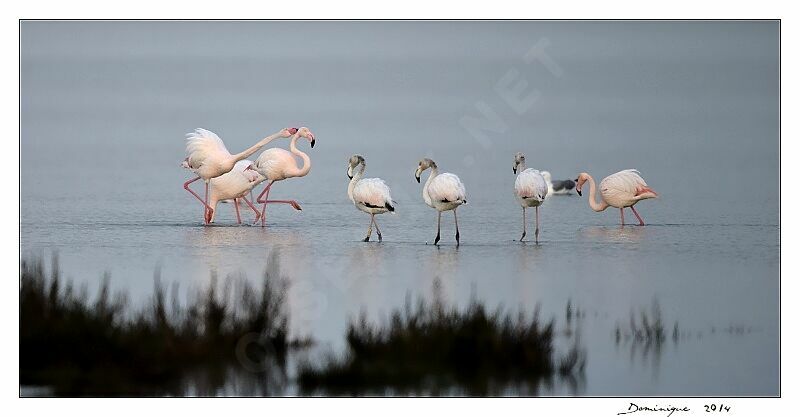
[21,21,779,396]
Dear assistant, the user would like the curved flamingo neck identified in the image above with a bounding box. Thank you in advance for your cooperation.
[289,134,312,177]
[347,162,365,203]
[422,166,438,206]
[231,131,285,163]
[585,174,609,212]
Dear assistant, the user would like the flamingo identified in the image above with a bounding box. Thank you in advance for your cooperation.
[541,171,576,195]
[575,169,658,226]
[182,127,296,224]
[206,160,266,224]
[347,155,396,242]
[252,127,316,227]
[513,152,548,243]
[414,158,467,246]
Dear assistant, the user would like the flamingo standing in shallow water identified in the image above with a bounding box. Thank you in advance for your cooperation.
[575,169,658,226]
[182,127,296,224]
[513,152,548,243]
[206,160,266,224]
[415,158,467,246]
[347,155,396,242]
[252,127,316,227]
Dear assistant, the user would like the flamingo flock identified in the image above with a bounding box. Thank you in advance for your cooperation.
[182,126,658,245]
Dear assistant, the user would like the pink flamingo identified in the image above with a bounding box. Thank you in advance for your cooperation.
[252,127,316,226]
[206,160,267,224]
[575,169,658,226]
[182,127,296,224]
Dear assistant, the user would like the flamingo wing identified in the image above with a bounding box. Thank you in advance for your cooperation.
[209,159,264,201]
[515,169,548,201]
[353,178,394,209]
[600,169,650,202]
[253,148,294,180]
[185,128,231,170]
[233,159,265,184]
[428,173,467,203]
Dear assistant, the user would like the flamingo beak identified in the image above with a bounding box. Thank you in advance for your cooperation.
[513,167,517,174]
[576,188,582,197]
[310,135,316,148]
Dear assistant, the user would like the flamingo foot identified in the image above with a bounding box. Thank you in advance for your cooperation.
[434,232,441,246]
[363,236,370,242]
[290,201,302,211]
[204,208,214,225]
[377,232,382,242]
[455,231,460,246]
[520,231,526,242]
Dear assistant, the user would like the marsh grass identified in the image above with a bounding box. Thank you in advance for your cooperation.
[614,300,668,344]
[298,280,586,396]
[20,253,294,396]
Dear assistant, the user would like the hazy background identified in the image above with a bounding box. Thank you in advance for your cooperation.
[21,21,779,395]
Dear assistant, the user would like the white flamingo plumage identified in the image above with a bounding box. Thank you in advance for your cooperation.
[513,152,548,243]
[414,158,467,246]
[252,127,316,226]
[347,155,396,242]
[182,127,296,224]
[206,160,266,224]
[575,169,658,226]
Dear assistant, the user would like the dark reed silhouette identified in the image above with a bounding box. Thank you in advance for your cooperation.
[298,280,585,396]
[20,253,295,396]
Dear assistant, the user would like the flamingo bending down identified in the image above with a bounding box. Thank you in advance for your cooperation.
[415,158,467,246]
[182,127,296,224]
[347,155,396,242]
[575,169,658,226]
[206,160,267,224]
[252,127,316,227]
[513,153,548,243]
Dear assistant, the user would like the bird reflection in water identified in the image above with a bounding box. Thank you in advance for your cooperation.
[578,225,647,244]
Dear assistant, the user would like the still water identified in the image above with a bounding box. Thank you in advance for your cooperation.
[20,21,779,396]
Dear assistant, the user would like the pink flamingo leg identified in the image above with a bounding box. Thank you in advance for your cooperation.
[242,196,261,223]
[254,181,303,226]
[256,181,274,227]
[233,198,242,224]
[620,208,625,226]
[630,206,645,226]
[262,200,302,210]
[204,182,213,225]
[183,176,215,224]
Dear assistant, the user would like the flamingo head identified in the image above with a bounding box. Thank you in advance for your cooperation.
[281,127,299,138]
[575,173,590,196]
[415,158,436,183]
[295,127,315,148]
[513,152,525,174]
[347,154,365,179]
